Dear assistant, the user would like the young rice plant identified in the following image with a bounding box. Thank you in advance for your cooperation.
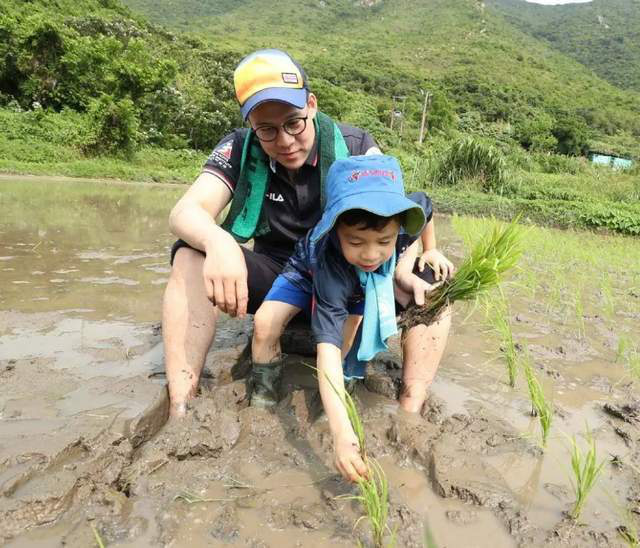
[522,354,553,448]
[567,427,606,521]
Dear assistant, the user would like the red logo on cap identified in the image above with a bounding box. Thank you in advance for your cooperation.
[348,169,397,182]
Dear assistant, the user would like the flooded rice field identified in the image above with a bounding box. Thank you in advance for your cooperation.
[1,176,639,547]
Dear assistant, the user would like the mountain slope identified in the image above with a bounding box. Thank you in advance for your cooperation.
[488,0,640,92]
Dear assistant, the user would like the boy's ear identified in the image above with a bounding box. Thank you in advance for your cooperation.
[307,93,318,118]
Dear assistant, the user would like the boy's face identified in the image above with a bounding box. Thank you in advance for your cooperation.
[336,218,401,272]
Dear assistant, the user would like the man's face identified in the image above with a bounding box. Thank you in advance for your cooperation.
[248,93,318,171]
[336,218,401,273]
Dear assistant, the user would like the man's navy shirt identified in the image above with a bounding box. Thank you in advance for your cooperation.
[203,124,377,264]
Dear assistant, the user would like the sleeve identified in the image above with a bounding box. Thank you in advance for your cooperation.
[337,123,380,156]
[311,254,358,348]
[201,130,245,193]
[408,190,433,224]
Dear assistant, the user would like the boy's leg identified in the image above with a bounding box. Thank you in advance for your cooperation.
[252,301,301,363]
[251,287,306,408]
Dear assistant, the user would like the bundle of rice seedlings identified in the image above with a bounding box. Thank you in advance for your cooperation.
[568,427,606,520]
[400,218,523,331]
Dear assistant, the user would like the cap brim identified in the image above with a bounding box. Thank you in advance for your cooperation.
[310,192,427,242]
[241,87,308,120]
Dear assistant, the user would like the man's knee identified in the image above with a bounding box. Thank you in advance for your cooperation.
[169,246,205,285]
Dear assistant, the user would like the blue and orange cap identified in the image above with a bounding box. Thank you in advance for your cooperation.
[234,49,309,120]
[310,155,427,242]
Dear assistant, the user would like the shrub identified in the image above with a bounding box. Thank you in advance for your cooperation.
[85,94,139,156]
[433,136,507,192]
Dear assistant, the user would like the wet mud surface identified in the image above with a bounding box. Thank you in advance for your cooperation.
[1,178,639,547]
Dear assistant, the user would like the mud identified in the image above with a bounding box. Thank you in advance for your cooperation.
[1,178,639,547]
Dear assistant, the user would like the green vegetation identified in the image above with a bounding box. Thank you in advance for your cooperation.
[401,218,523,329]
[2,0,640,237]
[489,0,640,93]
[326,375,394,547]
[486,294,518,387]
[567,428,606,521]
[522,353,553,448]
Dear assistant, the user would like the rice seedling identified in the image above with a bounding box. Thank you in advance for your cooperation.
[486,294,518,387]
[522,353,553,448]
[601,274,616,319]
[567,427,606,521]
[616,335,631,363]
[400,217,523,331]
[323,374,394,547]
[91,523,105,548]
[574,286,585,339]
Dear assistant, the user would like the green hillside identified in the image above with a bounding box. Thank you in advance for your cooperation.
[121,0,640,156]
[488,0,640,93]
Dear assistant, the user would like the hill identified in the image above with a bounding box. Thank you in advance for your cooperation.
[488,0,640,93]
[121,0,640,156]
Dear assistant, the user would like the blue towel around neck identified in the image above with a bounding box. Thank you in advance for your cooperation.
[343,252,397,379]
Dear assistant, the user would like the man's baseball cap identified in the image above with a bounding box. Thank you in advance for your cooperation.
[234,49,309,120]
[310,155,427,242]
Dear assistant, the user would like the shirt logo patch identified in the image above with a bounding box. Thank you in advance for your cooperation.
[266,192,285,202]
[282,72,299,84]
[216,140,233,160]
[348,169,397,183]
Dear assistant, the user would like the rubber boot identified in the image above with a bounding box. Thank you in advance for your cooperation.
[250,357,285,409]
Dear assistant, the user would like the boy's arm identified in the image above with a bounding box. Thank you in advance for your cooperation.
[317,342,369,483]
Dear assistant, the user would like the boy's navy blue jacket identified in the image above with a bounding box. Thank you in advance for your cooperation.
[278,192,433,348]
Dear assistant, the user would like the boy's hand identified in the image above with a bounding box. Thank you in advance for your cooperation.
[418,249,455,282]
[334,432,369,483]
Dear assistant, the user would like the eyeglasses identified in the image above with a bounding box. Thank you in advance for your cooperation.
[253,115,308,142]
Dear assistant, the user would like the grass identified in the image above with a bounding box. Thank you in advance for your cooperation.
[567,427,606,521]
[400,217,523,329]
[522,353,553,448]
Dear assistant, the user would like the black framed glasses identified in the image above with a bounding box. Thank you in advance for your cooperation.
[253,116,309,142]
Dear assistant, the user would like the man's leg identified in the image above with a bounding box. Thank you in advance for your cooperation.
[163,242,285,417]
[399,308,451,413]
[163,247,217,418]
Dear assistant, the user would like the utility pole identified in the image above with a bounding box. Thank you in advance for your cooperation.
[390,95,407,135]
[418,89,432,145]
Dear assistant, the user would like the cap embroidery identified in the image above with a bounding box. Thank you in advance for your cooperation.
[281,72,299,84]
[348,169,397,183]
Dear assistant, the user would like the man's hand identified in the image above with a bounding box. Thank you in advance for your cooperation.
[418,249,455,282]
[203,231,248,317]
[334,432,369,483]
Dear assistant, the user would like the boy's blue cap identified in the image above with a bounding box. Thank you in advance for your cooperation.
[311,155,426,242]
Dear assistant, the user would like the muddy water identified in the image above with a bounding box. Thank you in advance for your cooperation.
[1,177,639,547]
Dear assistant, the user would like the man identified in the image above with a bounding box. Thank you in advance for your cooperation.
[163,49,451,419]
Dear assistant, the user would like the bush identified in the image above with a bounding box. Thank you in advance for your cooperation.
[433,137,507,192]
[85,94,139,156]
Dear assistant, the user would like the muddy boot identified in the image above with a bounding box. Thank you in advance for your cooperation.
[250,357,285,409]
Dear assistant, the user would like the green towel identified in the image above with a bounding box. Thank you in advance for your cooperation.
[222,112,349,243]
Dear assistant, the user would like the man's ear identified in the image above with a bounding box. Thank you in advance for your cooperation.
[307,92,318,117]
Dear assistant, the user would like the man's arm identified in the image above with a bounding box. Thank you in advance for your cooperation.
[169,171,248,317]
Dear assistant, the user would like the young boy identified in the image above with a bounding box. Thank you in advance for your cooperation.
[250,154,454,482]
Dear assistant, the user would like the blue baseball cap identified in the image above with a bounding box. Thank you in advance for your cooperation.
[310,155,426,242]
[234,49,309,120]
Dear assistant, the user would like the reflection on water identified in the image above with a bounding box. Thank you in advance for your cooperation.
[0,178,183,322]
